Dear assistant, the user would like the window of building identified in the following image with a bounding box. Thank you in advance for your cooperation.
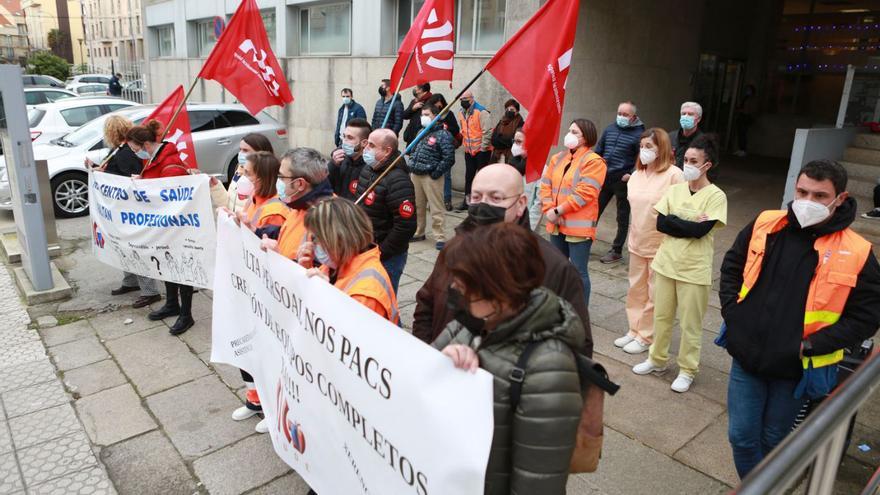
[17,24,25,36]
[194,18,217,57]
[112,20,117,37]
[299,2,351,55]
[396,0,425,47]
[457,0,505,53]
[155,25,174,58]
[261,9,276,51]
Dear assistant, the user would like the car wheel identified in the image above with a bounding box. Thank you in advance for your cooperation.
[227,157,238,184]
[51,171,90,218]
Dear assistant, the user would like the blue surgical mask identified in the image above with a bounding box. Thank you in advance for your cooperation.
[341,141,356,156]
[237,151,247,164]
[616,115,630,127]
[680,115,696,130]
[314,244,336,269]
[276,179,286,200]
[135,149,150,160]
[342,96,352,106]
[363,150,377,166]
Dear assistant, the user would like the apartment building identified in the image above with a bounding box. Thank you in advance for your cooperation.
[82,0,144,74]
[21,0,87,65]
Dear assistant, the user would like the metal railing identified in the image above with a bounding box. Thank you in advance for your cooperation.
[735,350,880,495]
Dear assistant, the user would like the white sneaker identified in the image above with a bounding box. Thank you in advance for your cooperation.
[671,374,694,393]
[632,359,667,375]
[623,339,650,354]
[614,335,634,348]
[255,418,269,434]
[231,406,259,421]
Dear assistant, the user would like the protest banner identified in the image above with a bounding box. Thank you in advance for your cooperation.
[211,215,494,495]
[89,170,216,288]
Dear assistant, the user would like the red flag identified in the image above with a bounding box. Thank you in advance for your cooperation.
[485,0,579,182]
[198,0,293,115]
[145,85,197,169]
[389,0,455,92]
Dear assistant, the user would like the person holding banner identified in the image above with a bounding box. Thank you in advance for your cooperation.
[264,147,334,260]
[300,197,399,324]
[432,222,584,495]
[127,120,197,335]
[238,151,288,239]
[212,133,275,213]
[90,115,162,308]
[540,119,607,307]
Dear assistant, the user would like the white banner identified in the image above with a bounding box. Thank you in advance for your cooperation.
[89,171,216,288]
[211,215,494,495]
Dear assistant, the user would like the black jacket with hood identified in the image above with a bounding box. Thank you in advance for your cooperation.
[354,150,417,260]
[720,198,880,380]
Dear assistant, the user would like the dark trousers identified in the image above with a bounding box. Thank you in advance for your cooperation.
[164,282,193,318]
[597,177,630,253]
[463,150,491,200]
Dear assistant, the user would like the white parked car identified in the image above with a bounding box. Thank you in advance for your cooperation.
[0,103,289,217]
[28,97,137,145]
[70,84,110,96]
[24,87,77,109]
[65,73,113,88]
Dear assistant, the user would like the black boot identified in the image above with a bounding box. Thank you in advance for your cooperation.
[169,285,195,334]
[148,304,179,320]
[169,315,195,335]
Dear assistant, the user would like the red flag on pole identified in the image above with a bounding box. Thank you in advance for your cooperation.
[485,0,580,182]
[389,0,455,92]
[146,85,197,169]
[198,0,293,115]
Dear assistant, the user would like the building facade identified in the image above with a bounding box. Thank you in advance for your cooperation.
[142,0,880,163]
[21,0,87,65]
[0,1,31,65]
[82,0,144,75]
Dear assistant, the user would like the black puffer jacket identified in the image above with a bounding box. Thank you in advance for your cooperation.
[431,287,584,495]
[103,144,143,177]
[408,128,455,179]
[354,150,417,260]
[328,153,366,201]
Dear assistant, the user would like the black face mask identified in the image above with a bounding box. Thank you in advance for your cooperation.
[461,100,471,110]
[379,86,387,97]
[466,202,508,226]
[447,287,486,335]
[505,110,516,119]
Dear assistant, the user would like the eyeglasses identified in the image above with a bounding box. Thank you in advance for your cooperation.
[467,192,520,205]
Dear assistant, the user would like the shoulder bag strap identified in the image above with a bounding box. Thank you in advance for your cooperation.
[508,340,543,410]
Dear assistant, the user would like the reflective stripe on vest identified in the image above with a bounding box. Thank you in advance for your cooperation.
[459,109,486,155]
[541,148,606,238]
[246,197,287,228]
[342,268,400,324]
[737,210,872,369]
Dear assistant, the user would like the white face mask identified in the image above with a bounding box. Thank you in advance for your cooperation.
[639,148,657,165]
[683,164,703,181]
[511,143,524,157]
[563,132,580,150]
[236,175,254,198]
[792,197,837,228]
[420,115,432,127]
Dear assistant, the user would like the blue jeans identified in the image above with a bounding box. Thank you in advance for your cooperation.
[381,251,408,294]
[444,172,452,203]
[727,359,805,479]
[549,235,592,306]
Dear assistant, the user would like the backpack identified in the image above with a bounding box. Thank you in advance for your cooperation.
[508,340,620,473]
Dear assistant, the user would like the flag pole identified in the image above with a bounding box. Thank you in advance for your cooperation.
[158,77,200,142]
[380,49,416,129]
[356,68,486,205]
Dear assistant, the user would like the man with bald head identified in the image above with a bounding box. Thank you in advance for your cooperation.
[456,90,493,210]
[413,163,593,356]
[354,129,417,292]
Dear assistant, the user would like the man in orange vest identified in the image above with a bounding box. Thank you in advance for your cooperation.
[456,90,492,211]
[720,159,880,479]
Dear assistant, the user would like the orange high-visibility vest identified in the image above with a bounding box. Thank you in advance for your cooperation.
[244,195,289,229]
[458,108,488,156]
[738,210,872,369]
[334,247,400,325]
[277,209,310,260]
[539,147,607,238]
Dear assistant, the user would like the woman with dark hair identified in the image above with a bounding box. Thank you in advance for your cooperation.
[432,222,584,495]
[539,118,607,306]
[216,133,274,213]
[490,98,524,163]
[237,151,288,239]
[127,120,196,336]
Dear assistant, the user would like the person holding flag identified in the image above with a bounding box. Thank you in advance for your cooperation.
[372,79,405,136]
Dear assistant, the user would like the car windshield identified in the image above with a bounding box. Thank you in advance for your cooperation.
[27,108,45,127]
[62,107,146,147]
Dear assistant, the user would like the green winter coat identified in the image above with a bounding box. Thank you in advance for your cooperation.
[431,287,585,495]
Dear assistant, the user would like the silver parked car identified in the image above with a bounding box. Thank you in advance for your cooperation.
[0,103,289,217]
